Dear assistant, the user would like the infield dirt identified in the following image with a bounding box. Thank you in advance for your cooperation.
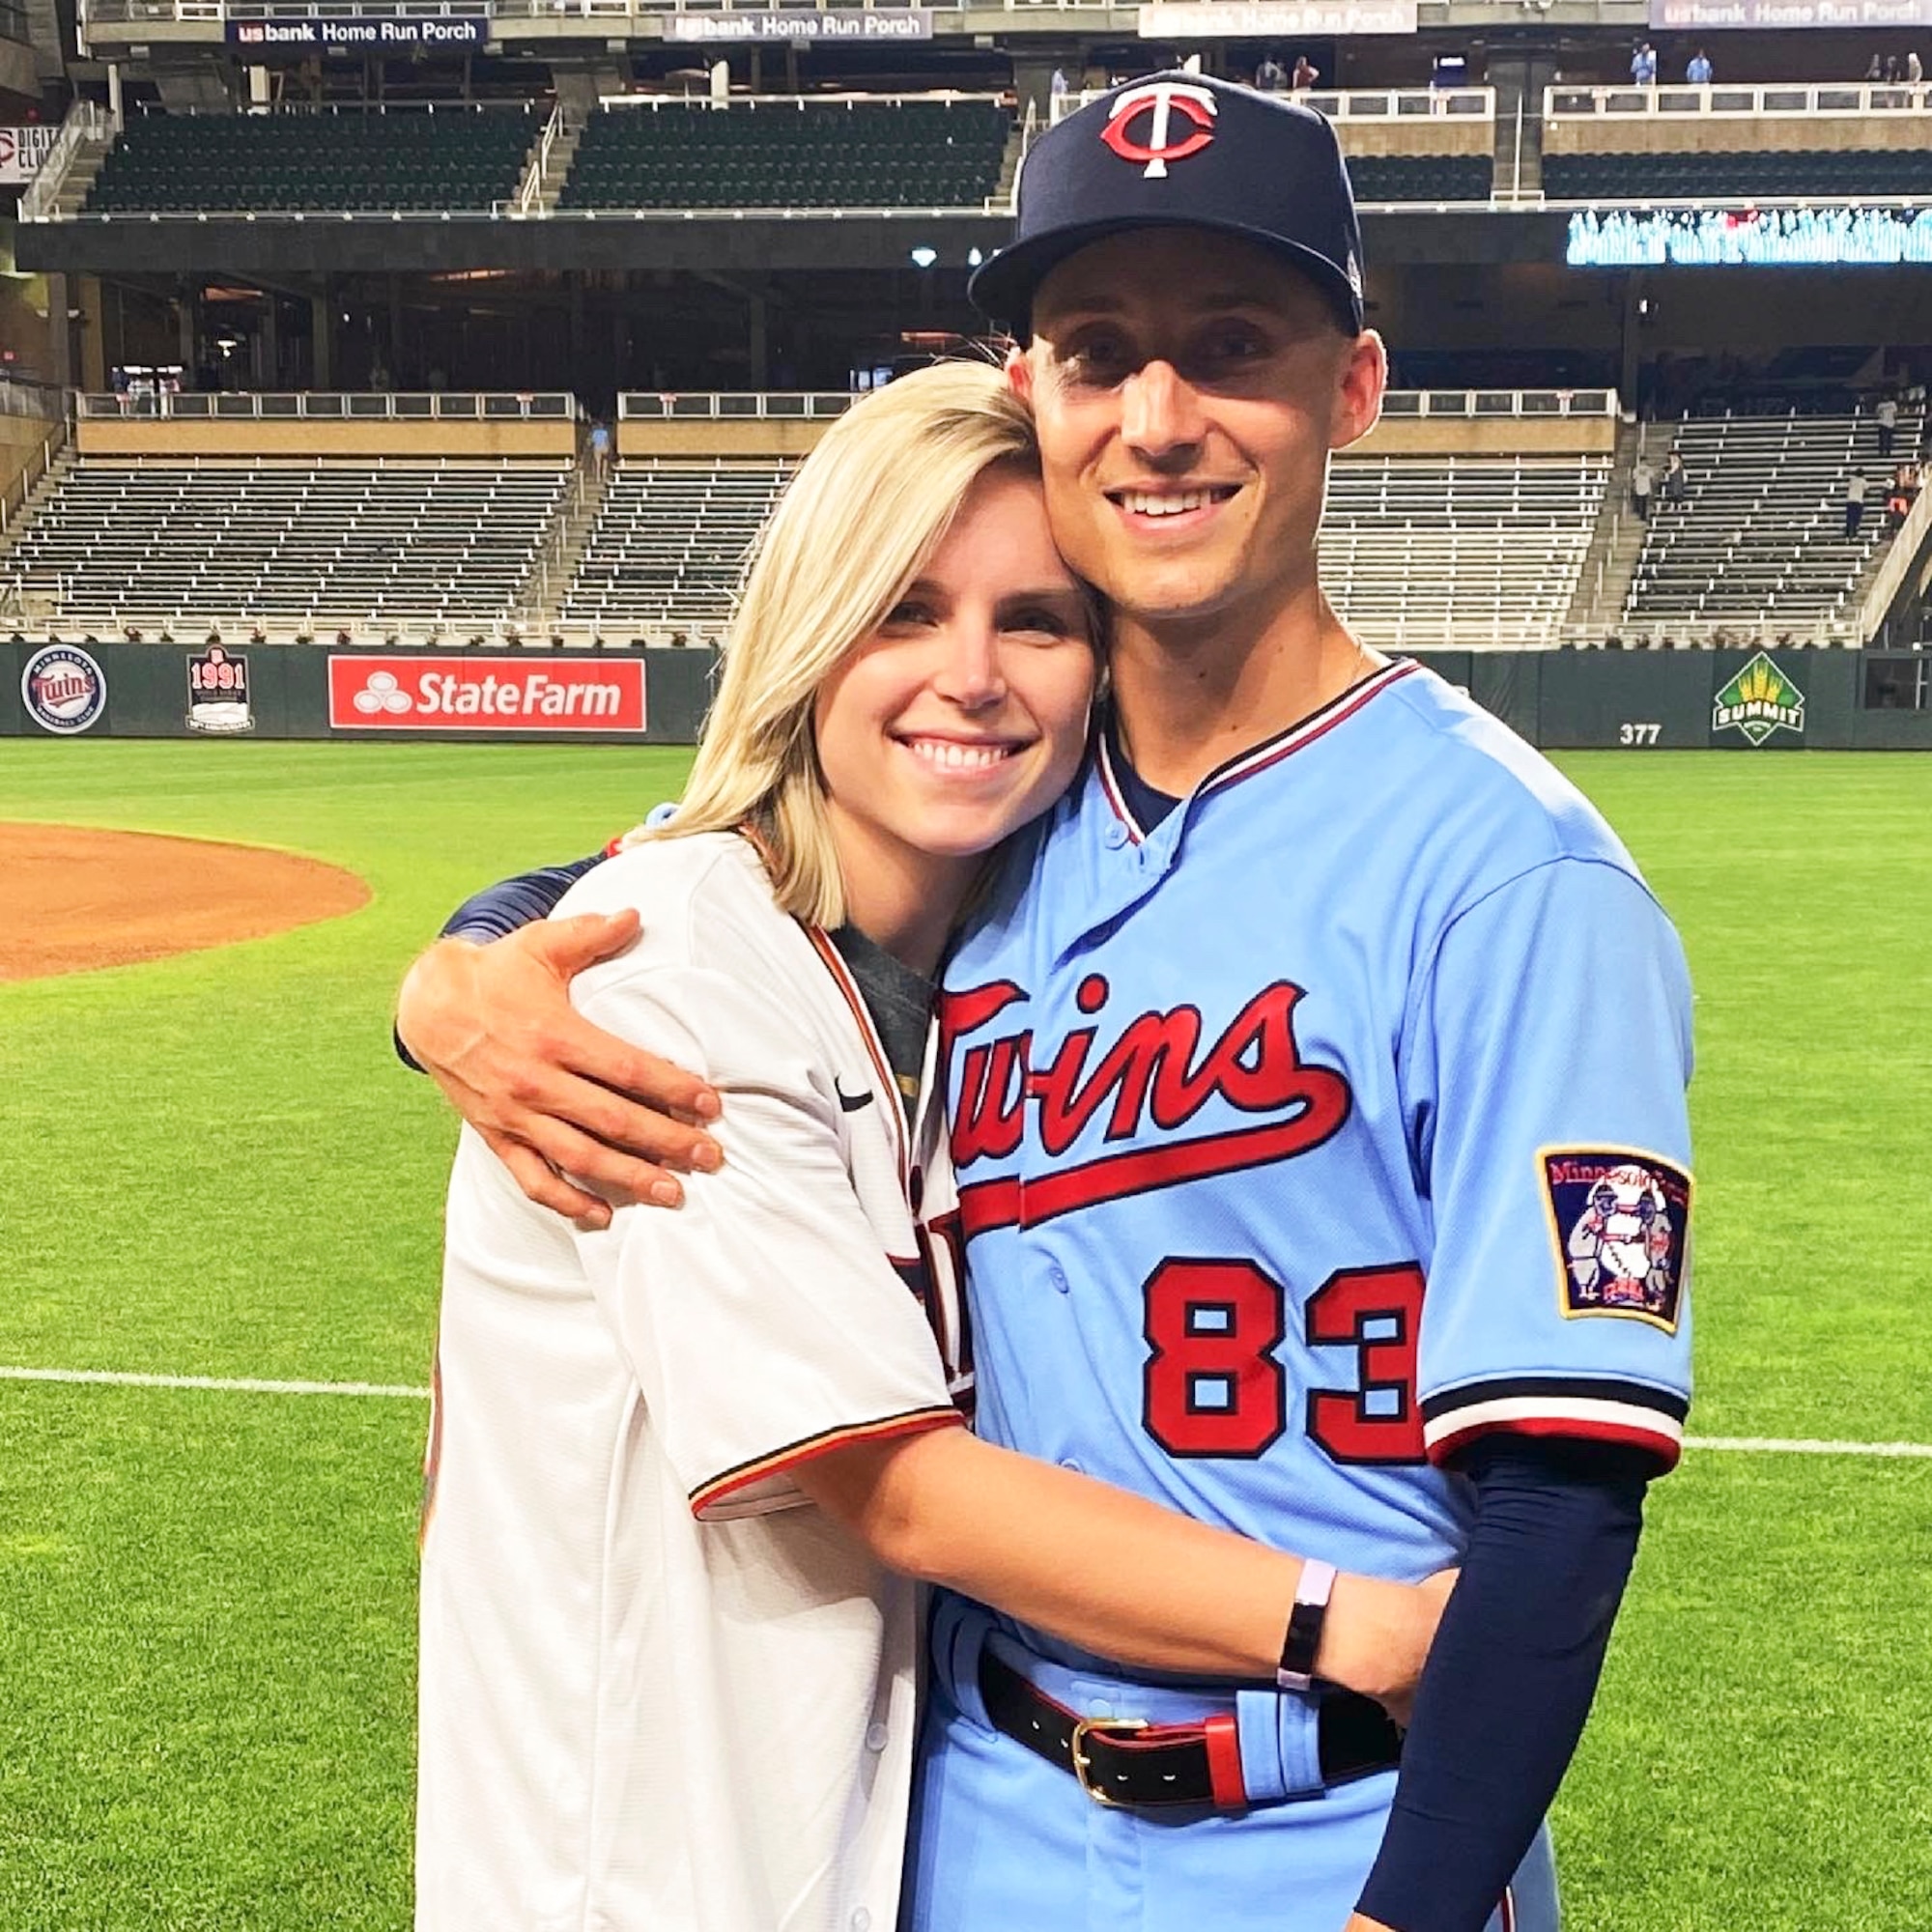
[0,822,370,981]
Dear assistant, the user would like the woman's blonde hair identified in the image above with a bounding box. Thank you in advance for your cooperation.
[626,360,1054,928]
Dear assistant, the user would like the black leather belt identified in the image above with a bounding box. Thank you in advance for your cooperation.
[979,1643,1403,1811]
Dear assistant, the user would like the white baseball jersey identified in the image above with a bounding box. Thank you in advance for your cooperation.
[417,831,965,1932]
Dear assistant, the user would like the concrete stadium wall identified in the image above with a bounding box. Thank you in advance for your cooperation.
[73,420,580,460]
[0,411,62,505]
[7,641,1930,750]
[1546,114,1932,156]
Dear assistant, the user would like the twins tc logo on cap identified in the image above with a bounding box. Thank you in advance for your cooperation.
[1100,81,1218,180]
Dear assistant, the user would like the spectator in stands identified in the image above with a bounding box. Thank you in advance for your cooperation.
[1662,449,1688,505]
[1876,391,1899,457]
[1866,54,1886,82]
[1686,48,1713,85]
[1292,53,1320,92]
[1631,453,1654,522]
[1911,49,1925,86]
[1256,53,1287,92]
[1051,68,1070,103]
[1888,464,1917,525]
[1632,42,1658,86]
[1846,469,1868,538]
[589,418,612,480]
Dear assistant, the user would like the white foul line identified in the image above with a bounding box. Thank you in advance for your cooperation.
[1684,1434,1932,1460]
[0,1364,431,1400]
[1,1370,1929,1457]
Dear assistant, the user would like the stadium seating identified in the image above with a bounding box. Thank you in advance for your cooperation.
[1622,408,1918,634]
[559,99,1010,211]
[1,458,569,628]
[561,460,787,635]
[1321,456,1611,648]
[1544,148,1932,203]
[85,106,536,215]
[554,451,1605,647]
[1346,153,1493,203]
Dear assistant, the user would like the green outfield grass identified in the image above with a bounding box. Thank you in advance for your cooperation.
[0,742,1927,1929]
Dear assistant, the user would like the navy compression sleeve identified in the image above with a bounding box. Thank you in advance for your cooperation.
[440,855,604,944]
[1352,1436,1651,1932]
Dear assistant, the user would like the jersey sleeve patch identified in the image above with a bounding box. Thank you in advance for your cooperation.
[1542,1149,1690,1335]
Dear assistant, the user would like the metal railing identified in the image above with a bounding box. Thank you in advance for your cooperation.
[75,389,579,420]
[1055,85,1492,127]
[620,390,856,420]
[1378,389,1617,419]
[1547,80,1932,122]
[612,388,1617,421]
[18,99,118,224]
[1553,617,1864,650]
[81,0,1106,17]
[514,100,564,216]
[0,379,64,420]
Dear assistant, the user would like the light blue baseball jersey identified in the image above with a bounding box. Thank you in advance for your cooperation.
[936,659,1694,1672]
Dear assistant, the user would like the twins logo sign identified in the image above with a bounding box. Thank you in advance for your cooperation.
[21,643,106,735]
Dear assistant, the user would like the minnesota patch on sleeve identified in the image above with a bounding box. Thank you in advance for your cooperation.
[1542,1149,1691,1334]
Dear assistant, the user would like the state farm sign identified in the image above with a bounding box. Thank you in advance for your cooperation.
[327,656,646,733]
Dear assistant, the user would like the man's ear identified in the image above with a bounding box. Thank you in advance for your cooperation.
[1006,343,1035,402]
[1330,327,1387,454]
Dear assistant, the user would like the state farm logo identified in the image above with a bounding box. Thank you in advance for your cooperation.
[327,656,646,733]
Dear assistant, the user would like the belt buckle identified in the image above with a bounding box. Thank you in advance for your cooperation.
[1068,1713,1151,1808]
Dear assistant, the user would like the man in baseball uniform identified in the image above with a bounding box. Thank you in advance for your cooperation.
[401,76,1693,1932]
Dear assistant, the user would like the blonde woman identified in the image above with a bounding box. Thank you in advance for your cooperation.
[415,365,1443,1932]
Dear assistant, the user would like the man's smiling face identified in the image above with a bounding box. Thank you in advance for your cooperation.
[1014,228,1384,637]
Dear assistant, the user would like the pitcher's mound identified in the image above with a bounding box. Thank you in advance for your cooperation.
[0,823,371,982]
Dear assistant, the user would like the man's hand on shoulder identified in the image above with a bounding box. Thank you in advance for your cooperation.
[397,910,723,1227]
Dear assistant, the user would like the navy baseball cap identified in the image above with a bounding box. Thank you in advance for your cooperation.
[969,72,1364,338]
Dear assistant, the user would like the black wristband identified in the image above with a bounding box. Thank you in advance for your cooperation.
[1276,1558,1336,1692]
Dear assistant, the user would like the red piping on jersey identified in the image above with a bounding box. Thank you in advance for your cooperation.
[956,1107,1350,1237]
[802,923,910,1189]
[1499,1885,1517,1932]
[1427,1411,1683,1476]
[1202,1713,1246,1808]
[691,1406,963,1517]
[1096,658,1421,842]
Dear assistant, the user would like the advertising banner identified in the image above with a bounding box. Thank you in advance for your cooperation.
[1648,0,1932,27]
[0,126,59,186]
[227,14,489,56]
[663,8,932,40]
[327,655,646,733]
[1138,1,1418,38]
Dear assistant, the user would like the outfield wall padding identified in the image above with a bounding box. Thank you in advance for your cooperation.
[7,643,1932,751]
